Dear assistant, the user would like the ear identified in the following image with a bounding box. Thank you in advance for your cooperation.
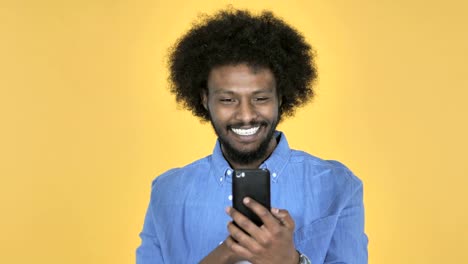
[201,89,208,110]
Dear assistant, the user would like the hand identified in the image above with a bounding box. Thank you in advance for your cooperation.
[225,197,299,264]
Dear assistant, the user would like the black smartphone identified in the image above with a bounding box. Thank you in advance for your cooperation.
[232,168,271,227]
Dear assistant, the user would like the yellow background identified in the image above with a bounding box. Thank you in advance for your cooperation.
[1,0,467,263]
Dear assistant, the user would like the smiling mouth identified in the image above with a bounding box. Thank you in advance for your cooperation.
[231,126,260,136]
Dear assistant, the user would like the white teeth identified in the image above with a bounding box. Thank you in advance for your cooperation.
[231,126,260,136]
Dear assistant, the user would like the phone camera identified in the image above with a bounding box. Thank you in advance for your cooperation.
[235,172,245,178]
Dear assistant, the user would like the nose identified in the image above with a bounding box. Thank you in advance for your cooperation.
[235,100,258,124]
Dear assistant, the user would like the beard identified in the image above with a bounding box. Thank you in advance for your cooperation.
[210,118,279,167]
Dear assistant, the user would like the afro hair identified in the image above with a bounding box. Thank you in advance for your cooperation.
[168,8,317,122]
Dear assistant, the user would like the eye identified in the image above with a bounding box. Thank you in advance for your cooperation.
[219,98,235,103]
[254,97,269,102]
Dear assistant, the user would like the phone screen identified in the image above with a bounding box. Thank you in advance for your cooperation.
[232,168,271,226]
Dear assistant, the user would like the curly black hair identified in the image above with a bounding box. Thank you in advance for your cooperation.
[168,8,317,122]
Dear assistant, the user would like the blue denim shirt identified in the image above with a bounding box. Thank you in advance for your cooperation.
[137,132,368,263]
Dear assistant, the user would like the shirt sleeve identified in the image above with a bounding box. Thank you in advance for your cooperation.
[296,179,368,264]
[323,180,368,263]
[136,183,164,263]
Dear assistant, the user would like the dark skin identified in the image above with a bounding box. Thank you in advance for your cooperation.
[200,198,299,264]
[199,64,299,264]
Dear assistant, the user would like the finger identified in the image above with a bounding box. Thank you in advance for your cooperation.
[227,206,277,248]
[225,206,263,238]
[227,221,258,249]
[243,197,279,228]
[226,206,260,233]
[270,208,295,230]
[224,235,254,260]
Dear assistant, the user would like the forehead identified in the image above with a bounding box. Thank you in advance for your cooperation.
[207,64,276,93]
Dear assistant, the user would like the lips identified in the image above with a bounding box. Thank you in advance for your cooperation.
[231,126,260,136]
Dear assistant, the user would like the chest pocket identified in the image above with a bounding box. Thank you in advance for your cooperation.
[294,214,338,250]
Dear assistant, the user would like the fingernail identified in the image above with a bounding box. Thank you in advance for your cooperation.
[225,206,231,214]
[243,197,250,204]
[272,208,279,214]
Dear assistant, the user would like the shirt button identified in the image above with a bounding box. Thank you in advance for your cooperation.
[226,170,232,175]
[220,177,223,182]
[272,172,277,177]
[219,241,223,245]
[228,195,232,201]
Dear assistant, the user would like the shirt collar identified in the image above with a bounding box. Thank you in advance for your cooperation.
[210,131,291,185]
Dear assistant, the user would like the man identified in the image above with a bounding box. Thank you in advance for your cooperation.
[137,8,368,264]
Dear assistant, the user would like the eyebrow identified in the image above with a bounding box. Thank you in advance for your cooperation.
[211,88,274,95]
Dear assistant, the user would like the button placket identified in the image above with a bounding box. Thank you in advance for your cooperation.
[272,172,278,183]
[224,169,233,206]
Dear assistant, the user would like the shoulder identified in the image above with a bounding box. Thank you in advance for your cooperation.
[150,155,212,192]
[288,149,362,187]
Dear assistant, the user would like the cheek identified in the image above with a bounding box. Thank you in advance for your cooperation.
[260,105,279,120]
[208,107,230,124]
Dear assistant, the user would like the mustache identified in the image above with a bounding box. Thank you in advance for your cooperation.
[228,121,268,129]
